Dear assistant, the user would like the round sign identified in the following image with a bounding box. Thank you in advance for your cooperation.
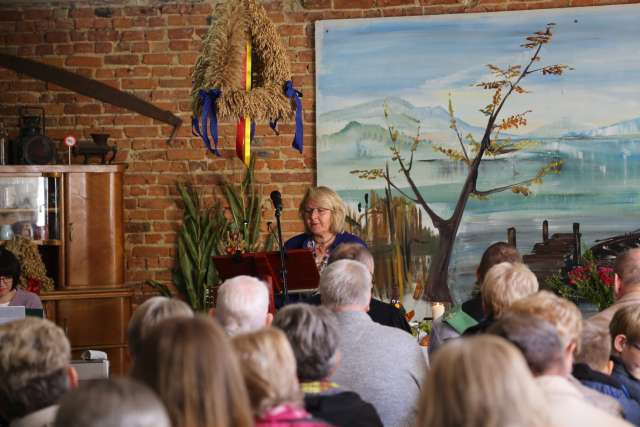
[64,135,76,147]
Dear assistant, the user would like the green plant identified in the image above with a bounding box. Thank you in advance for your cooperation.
[220,156,274,254]
[546,251,615,311]
[148,182,228,312]
[147,158,274,311]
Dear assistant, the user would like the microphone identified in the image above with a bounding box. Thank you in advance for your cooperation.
[270,190,283,212]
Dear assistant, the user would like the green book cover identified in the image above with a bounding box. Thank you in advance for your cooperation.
[443,306,478,334]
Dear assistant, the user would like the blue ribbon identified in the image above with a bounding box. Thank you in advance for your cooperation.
[284,80,303,153]
[193,89,222,156]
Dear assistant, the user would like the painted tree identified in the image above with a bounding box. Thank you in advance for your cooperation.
[352,24,570,302]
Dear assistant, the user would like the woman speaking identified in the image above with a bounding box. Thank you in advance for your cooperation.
[284,187,365,273]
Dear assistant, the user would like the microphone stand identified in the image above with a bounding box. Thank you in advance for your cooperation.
[274,206,289,304]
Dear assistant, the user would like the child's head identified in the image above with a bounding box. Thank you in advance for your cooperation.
[610,305,640,379]
[576,322,613,375]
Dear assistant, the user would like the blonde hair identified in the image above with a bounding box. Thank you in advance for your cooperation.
[508,290,582,351]
[481,262,538,318]
[610,304,640,344]
[127,296,193,359]
[232,328,302,417]
[131,316,253,427]
[418,335,549,427]
[299,186,347,234]
[576,322,612,371]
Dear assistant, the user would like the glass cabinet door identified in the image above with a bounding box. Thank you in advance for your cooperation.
[0,173,61,242]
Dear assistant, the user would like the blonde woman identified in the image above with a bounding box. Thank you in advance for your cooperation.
[418,335,550,427]
[285,186,365,273]
[232,327,331,427]
[131,316,253,427]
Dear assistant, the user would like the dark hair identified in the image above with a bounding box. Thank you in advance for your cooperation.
[477,242,522,283]
[0,368,69,420]
[0,248,20,290]
[273,304,340,382]
[488,312,564,375]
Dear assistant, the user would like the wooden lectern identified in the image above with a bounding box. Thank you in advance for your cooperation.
[212,249,319,313]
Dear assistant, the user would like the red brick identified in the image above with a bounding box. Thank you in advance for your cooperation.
[94,42,112,53]
[168,28,193,39]
[143,53,174,65]
[122,78,155,89]
[66,56,103,67]
[105,54,139,65]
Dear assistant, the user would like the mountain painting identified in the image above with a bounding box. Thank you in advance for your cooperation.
[315,5,640,310]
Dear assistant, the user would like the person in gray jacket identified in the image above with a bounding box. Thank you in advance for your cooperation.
[319,259,428,427]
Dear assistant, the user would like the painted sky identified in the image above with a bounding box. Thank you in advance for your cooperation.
[316,5,640,133]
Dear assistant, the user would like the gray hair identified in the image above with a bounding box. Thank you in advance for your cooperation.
[216,275,270,335]
[328,243,374,274]
[54,378,170,427]
[0,317,71,420]
[319,259,372,309]
[127,296,193,359]
[488,312,564,375]
[273,304,340,382]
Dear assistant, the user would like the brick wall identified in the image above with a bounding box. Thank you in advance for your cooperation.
[0,0,636,293]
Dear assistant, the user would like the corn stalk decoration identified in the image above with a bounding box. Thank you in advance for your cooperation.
[147,157,272,311]
[352,24,570,302]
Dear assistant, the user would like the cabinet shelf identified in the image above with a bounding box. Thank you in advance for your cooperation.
[0,239,62,246]
[0,208,58,214]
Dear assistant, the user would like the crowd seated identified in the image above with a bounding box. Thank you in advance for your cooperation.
[7,243,640,427]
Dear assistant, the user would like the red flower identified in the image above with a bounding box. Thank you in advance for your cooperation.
[568,265,589,286]
[27,278,42,295]
[598,267,615,288]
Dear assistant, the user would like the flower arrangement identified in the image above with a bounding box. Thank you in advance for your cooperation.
[547,252,615,311]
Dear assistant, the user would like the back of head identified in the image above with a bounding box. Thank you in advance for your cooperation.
[216,275,270,336]
[477,242,522,284]
[0,317,71,420]
[273,304,340,382]
[610,304,640,344]
[488,313,565,376]
[481,262,539,319]
[131,316,253,427]
[576,322,612,372]
[508,290,582,351]
[328,243,374,274]
[0,247,20,288]
[127,296,193,359]
[232,327,302,417]
[615,248,640,289]
[319,259,372,310]
[54,378,170,427]
[418,335,548,427]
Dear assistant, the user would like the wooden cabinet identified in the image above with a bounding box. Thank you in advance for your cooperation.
[0,165,131,376]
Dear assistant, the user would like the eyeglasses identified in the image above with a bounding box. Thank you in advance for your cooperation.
[0,275,12,283]
[303,207,332,216]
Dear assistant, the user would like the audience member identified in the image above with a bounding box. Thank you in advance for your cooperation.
[303,243,410,332]
[610,305,640,404]
[274,304,383,427]
[590,248,640,330]
[0,248,42,309]
[509,290,623,417]
[131,316,253,427]
[417,335,549,427]
[429,242,522,355]
[0,318,77,427]
[232,328,331,426]
[463,261,539,335]
[54,378,170,427]
[214,275,273,335]
[491,310,630,426]
[573,322,640,425]
[319,259,427,427]
[127,296,193,360]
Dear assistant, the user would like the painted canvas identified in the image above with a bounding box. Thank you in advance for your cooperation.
[315,5,640,310]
